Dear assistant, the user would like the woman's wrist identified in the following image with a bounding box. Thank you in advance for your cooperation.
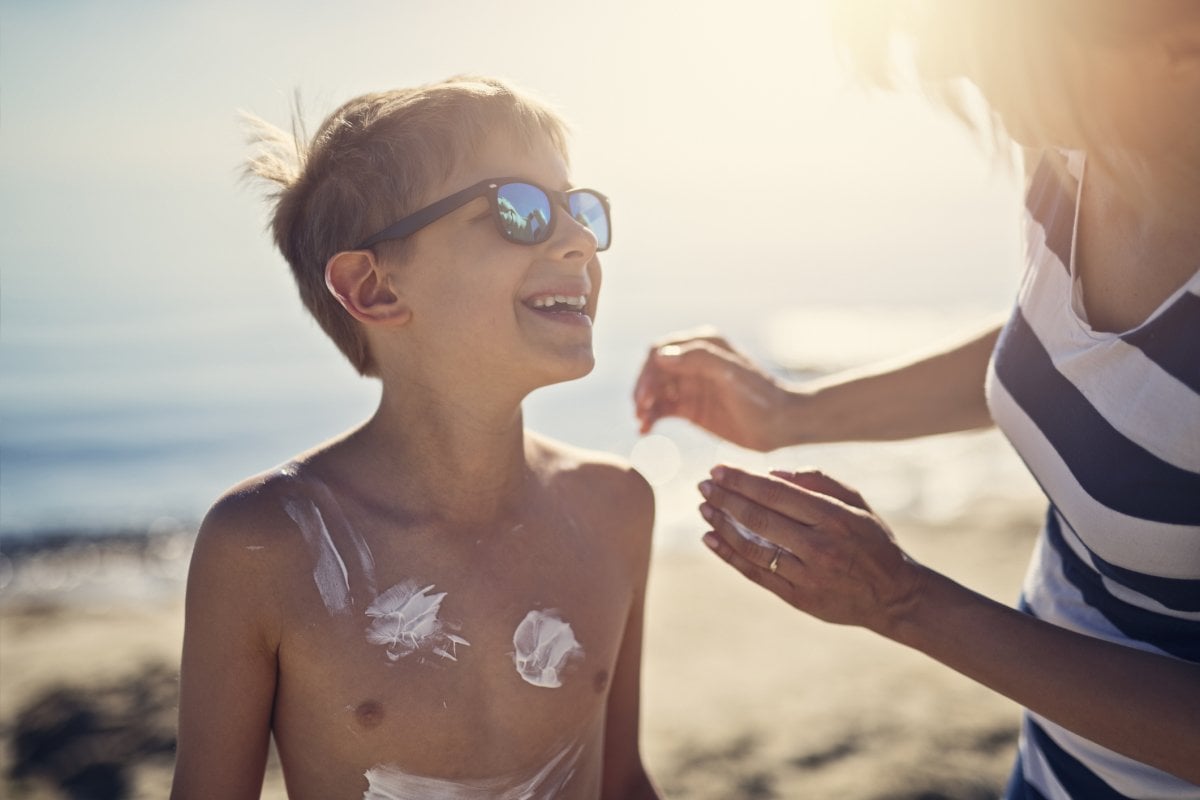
[771,381,820,449]
[874,562,998,659]
[870,559,941,646]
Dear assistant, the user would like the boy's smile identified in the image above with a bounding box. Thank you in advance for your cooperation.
[522,288,592,326]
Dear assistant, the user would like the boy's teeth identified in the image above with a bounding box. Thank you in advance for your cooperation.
[533,295,586,309]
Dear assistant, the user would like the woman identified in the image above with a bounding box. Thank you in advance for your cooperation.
[634,1,1200,796]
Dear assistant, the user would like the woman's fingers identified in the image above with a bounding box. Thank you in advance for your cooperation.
[633,327,730,408]
[699,485,818,573]
[633,331,787,449]
[707,465,840,528]
[634,338,742,431]
[700,496,801,570]
[649,325,730,353]
[701,529,798,596]
[636,339,738,404]
[770,468,872,512]
[697,466,862,588]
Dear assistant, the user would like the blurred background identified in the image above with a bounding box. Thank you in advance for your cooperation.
[1,1,1044,797]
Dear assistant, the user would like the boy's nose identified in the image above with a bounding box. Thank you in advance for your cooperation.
[549,205,599,262]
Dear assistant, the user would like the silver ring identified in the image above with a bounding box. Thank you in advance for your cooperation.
[768,548,781,574]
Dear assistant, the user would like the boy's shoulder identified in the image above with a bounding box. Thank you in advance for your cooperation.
[530,431,649,486]
[527,433,654,528]
[192,460,325,569]
[183,463,327,651]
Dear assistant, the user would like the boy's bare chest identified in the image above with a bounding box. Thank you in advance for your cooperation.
[271,510,633,777]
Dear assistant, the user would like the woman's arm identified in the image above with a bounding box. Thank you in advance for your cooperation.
[633,322,1001,451]
[783,321,1001,444]
[697,465,1200,784]
[895,566,1200,784]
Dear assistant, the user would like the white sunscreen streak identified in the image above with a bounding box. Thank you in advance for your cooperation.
[280,465,377,616]
[308,477,377,598]
[362,740,580,800]
[365,581,470,662]
[723,510,776,550]
[284,498,352,615]
[512,610,583,688]
[724,511,800,562]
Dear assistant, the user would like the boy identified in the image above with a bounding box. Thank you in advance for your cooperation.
[171,76,660,800]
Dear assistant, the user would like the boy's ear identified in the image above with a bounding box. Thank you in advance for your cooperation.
[324,251,411,326]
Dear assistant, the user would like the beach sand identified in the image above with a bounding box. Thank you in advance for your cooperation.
[0,500,1039,799]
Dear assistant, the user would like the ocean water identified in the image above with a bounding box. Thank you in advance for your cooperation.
[1,287,1042,549]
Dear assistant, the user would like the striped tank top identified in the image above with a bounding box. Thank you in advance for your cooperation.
[986,150,1200,798]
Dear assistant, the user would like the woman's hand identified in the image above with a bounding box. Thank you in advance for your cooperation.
[697,464,927,635]
[632,328,796,452]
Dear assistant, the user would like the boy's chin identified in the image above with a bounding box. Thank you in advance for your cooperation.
[556,357,597,384]
[533,353,596,388]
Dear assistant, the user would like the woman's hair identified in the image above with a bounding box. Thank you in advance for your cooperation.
[831,0,1200,171]
[242,76,571,376]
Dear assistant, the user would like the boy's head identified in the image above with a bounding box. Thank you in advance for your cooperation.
[245,76,572,376]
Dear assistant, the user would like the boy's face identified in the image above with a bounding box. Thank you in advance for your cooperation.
[386,131,603,394]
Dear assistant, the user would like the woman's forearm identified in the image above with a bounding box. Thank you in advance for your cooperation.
[779,323,1002,446]
[885,567,1200,784]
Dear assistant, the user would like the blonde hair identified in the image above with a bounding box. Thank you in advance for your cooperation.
[243,76,571,376]
[832,0,1200,175]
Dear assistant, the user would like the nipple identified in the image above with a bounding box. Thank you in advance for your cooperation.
[353,699,385,729]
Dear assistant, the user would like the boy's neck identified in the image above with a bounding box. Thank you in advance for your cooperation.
[334,383,536,526]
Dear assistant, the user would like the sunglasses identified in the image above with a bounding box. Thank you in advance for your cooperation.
[355,177,611,252]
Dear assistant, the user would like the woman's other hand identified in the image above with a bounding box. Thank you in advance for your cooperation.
[633,328,796,452]
[697,464,926,636]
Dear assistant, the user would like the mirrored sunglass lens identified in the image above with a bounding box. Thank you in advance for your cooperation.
[569,192,610,250]
[496,183,552,243]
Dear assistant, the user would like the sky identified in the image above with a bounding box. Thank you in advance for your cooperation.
[0,0,1028,532]
[1,0,1019,328]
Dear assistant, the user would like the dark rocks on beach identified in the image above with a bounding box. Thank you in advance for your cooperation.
[7,663,179,800]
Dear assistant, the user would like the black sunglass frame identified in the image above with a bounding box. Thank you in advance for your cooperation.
[354,177,611,252]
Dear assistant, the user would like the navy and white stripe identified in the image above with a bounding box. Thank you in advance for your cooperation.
[986,150,1200,799]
